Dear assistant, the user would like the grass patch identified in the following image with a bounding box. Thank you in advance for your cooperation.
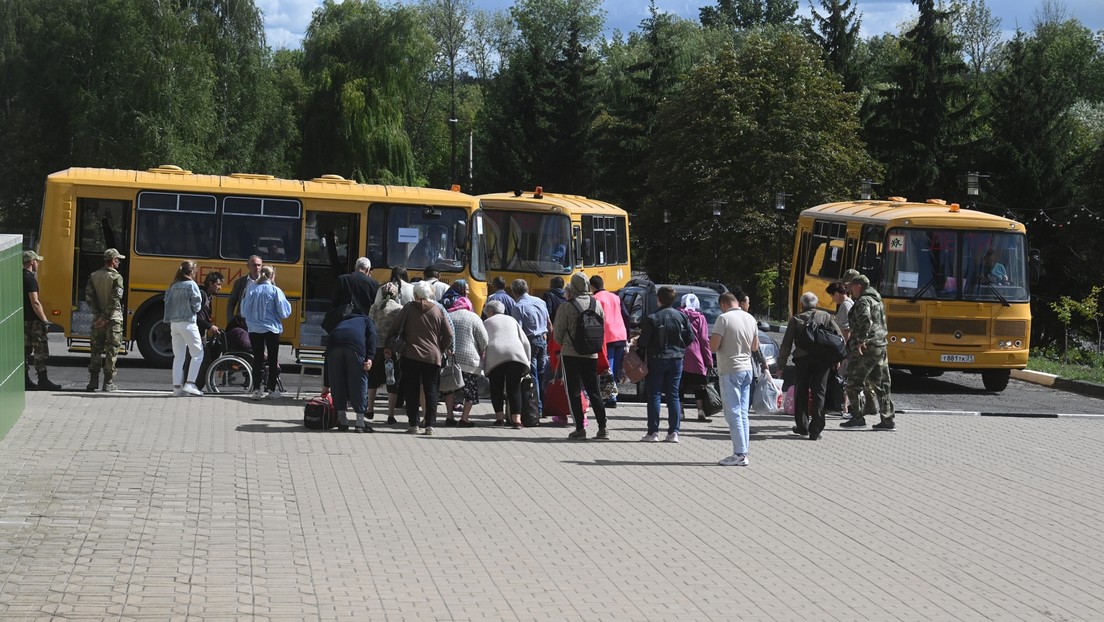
[1027,357,1104,384]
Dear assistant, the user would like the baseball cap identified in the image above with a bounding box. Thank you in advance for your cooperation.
[22,250,44,263]
[840,269,861,285]
[104,248,126,260]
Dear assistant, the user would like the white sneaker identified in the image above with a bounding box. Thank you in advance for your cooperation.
[251,390,266,400]
[266,389,283,400]
[640,432,660,442]
[664,432,679,443]
[718,454,749,467]
[183,383,203,396]
[172,387,186,397]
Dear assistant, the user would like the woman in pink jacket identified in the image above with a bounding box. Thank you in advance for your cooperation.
[678,293,714,422]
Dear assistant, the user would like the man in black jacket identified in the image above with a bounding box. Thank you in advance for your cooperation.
[776,292,843,440]
[331,257,379,314]
[637,286,694,443]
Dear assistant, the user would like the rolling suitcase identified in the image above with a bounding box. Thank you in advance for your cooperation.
[520,374,541,427]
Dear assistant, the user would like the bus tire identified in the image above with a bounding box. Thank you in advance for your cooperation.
[135,307,173,368]
[981,370,1010,392]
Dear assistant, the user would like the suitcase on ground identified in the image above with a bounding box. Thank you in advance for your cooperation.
[304,394,337,430]
[520,374,541,427]
[544,378,589,420]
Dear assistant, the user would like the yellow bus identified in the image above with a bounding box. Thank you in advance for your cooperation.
[789,197,1030,391]
[477,188,631,296]
[35,166,487,366]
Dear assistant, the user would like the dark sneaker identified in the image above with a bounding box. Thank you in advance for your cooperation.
[458,420,475,428]
[595,429,610,440]
[791,426,808,436]
[697,415,712,423]
[444,418,458,427]
[872,419,896,431]
[387,415,398,425]
[603,401,617,409]
[568,428,587,440]
[840,417,867,429]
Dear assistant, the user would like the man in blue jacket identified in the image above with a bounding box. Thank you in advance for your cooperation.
[637,286,694,443]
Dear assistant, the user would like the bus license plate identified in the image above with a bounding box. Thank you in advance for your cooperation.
[940,354,975,364]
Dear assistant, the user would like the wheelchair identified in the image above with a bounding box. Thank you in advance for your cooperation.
[204,333,285,395]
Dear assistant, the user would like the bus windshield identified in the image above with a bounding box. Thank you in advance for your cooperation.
[384,204,469,272]
[483,211,572,274]
[881,228,1029,303]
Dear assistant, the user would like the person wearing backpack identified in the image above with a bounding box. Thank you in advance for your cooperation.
[637,286,694,443]
[551,272,609,440]
[776,292,843,441]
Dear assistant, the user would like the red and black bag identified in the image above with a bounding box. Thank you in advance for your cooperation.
[303,394,337,430]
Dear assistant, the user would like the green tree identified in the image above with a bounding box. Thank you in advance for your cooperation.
[299,0,432,184]
[643,29,878,290]
[864,0,973,199]
[804,0,864,92]
[699,0,799,30]
[952,0,1003,81]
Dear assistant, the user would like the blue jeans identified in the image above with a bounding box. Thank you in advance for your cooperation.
[646,357,684,435]
[529,341,547,414]
[605,342,626,403]
[720,369,753,455]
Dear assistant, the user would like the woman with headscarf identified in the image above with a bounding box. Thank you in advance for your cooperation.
[483,300,532,428]
[439,278,467,311]
[679,292,715,422]
[385,280,453,435]
[443,287,488,427]
[376,266,414,306]
[369,281,405,423]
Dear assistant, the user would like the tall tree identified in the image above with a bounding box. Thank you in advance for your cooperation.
[699,0,798,30]
[420,0,471,186]
[864,0,973,199]
[952,0,1002,81]
[804,0,864,92]
[299,0,432,184]
[644,29,878,288]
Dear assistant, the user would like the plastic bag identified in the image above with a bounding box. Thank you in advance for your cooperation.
[755,373,783,414]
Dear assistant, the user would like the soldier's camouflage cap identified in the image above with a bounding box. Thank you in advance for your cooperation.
[22,250,43,263]
[104,248,126,260]
[840,269,861,285]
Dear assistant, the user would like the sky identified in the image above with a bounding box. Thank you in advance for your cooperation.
[258,0,1104,50]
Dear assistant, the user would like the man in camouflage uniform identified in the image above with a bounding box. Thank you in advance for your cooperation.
[839,270,895,430]
[23,250,62,390]
[87,248,126,392]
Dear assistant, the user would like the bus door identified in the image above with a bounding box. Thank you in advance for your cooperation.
[300,210,360,348]
[73,198,130,339]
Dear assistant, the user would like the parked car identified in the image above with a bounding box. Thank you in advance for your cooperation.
[615,278,781,400]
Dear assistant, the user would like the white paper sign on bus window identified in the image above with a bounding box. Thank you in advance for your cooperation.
[397,227,420,244]
[897,271,919,289]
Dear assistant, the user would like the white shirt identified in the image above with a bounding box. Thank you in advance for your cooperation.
[711,308,758,374]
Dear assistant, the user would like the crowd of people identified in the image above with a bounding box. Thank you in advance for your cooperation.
[21,247,893,467]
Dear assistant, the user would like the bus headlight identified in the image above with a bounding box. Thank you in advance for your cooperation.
[1014,340,1023,348]
[908,337,916,344]
[890,335,897,342]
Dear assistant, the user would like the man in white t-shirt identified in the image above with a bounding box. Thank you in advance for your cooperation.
[710,291,763,466]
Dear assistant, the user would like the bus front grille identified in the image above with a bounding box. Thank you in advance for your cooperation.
[930,318,987,336]
[887,316,923,333]
[994,320,1027,338]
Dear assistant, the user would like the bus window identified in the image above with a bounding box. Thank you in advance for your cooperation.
[75,198,129,333]
[858,224,884,283]
[807,220,846,278]
[135,192,216,257]
[304,211,359,312]
[615,217,628,264]
[881,229,959,300]
[367,207,386,270]
[469,211,486,281]
[383,204,467,272]
[962,232,1029,302]
[220,196,302,262]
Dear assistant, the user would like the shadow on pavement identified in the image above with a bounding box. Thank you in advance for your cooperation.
[562,459,720,467]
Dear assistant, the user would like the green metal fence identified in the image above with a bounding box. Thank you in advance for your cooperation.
[0,234,25,440]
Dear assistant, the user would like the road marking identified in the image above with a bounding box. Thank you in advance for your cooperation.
[899,410,1104,418]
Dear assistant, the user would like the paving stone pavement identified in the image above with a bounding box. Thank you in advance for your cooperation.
[1,390,1103,621]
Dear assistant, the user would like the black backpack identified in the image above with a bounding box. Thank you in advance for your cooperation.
[571,297,605,355]
[796,313,847,364]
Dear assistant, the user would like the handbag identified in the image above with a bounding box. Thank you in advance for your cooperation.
[702,383,723,416]
[622,347,648,383]
[384,304,409,359]
[439,353,465,394]
[321,276,363,334]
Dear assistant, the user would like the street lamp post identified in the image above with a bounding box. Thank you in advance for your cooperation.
[448,117,459,187]
[711,200,725,282]
[663,209,672,282]
[775,192,790,321]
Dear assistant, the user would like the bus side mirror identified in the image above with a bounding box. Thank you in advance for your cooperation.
[1028,248,1044,285]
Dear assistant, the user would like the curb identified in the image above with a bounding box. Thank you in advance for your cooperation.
[898,410,1104,418]
[1011,369,1104,400]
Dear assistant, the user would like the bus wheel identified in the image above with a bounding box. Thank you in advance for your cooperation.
[136,308,173,368]
[981,370,1010,392]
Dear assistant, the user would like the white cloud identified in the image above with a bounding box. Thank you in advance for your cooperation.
[258,0,322,49]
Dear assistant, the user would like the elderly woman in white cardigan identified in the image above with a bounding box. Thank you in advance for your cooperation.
[482,300,532,428]
[443,291,488,427]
